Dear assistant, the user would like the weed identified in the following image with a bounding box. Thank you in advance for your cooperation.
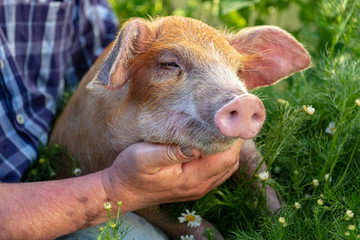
[97,201,133,240]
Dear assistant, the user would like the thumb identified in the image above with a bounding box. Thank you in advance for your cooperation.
[140,144,200,174]
[165,145,201,165]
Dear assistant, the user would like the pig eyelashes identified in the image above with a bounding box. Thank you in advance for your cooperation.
[160,62,180,70]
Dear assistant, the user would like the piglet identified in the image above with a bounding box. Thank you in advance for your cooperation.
[50,16,311,239]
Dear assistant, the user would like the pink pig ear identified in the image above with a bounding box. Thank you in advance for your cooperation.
[87,18,154,90]
[228,26,311,90]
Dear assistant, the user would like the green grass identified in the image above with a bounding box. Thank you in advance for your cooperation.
[26,0,360,239]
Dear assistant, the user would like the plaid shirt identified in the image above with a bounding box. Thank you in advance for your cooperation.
[0,0,118,182]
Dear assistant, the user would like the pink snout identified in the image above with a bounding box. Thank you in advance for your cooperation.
[214,94,266,139]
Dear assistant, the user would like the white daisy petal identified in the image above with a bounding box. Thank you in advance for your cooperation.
[178,216,187,223]
[180,234,195,240]
[303,105,315,115]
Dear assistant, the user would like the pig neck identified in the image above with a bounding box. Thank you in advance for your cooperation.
[76,80,140,172]
[50,80,138,175]
[102,82,143,153]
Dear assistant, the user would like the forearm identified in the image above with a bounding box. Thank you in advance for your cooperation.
[0,171,113,240]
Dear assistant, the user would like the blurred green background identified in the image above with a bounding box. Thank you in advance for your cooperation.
[108,0,359,59]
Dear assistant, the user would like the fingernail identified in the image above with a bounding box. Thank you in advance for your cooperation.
[180,147,196,157]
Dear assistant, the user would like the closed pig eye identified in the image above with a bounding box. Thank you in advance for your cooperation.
[160,62,179,69]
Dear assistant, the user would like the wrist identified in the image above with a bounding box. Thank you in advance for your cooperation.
[101,167,149,214]
[76,171,111,226]
[101,167,133,214]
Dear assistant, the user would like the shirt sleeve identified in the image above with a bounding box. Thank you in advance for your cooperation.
[0,0,118,182]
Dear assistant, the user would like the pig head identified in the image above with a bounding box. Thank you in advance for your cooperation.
[50,16,310,238]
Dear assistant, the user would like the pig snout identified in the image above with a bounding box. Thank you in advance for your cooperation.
[214,94,266,139]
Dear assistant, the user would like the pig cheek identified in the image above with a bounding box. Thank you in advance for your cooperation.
[135,88,189,144]
[136,107,184,144]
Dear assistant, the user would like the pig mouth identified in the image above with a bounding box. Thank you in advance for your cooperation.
[138,109,239,154]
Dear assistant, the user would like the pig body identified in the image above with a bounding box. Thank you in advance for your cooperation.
[50,16,310,239]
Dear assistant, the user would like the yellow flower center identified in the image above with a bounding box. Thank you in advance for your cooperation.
[186,215,196,222]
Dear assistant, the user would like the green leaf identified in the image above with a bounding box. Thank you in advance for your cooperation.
[221,0,260,15]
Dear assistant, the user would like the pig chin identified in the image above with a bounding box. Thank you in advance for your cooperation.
[180,118,239,154]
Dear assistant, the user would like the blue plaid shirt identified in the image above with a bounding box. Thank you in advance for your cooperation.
[0,0,118,182]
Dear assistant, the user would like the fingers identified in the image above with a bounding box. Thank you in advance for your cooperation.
[179,160,240,202]
[183,140,242,181]
[176,141,242,201]
[210,159,240,189]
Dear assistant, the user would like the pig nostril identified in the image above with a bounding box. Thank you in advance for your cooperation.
[251,113,262,124]
[230,110,237,115]
[229,110,238,120]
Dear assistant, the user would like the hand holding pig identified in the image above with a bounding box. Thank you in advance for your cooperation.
[102,141,242,213]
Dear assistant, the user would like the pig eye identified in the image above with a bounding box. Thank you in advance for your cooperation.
[160,62,179,69]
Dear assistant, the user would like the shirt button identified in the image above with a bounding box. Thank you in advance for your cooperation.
[16,114,25,125]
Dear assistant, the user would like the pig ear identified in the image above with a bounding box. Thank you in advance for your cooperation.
[228,26,311,90]
[87,19,153,90]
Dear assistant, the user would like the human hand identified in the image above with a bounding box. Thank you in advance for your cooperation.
[101,141,242,213]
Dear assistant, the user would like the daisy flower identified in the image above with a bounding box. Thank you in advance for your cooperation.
[325,122,336,135]
[278,217,287,227]
[346,209,354,219]
[104,202,111,210]
[348,225,356,231]
[317,199,324,206]
[258,171,269,181]
[324,173,330,182]
[178,209,202,228]
[356,99,360,107]
[312,179,319,187]
[73,168,82,177]
[180,234,195,240]
[303,105,315,115]
[294,202,301,210]
[110,221,116,228]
